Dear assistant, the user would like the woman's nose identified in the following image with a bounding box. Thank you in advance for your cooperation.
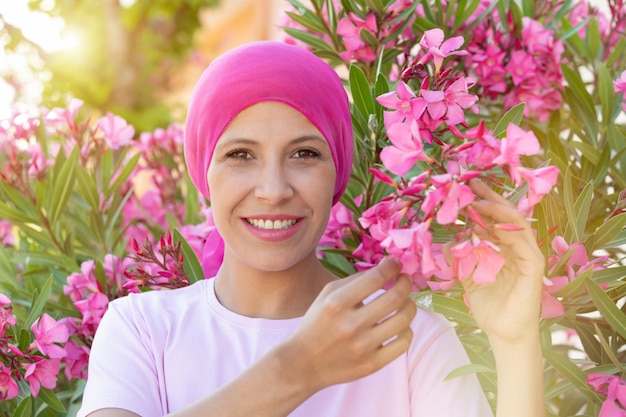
[254,161,295,204]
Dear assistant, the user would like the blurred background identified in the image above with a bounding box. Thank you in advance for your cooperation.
[0,0,287,131]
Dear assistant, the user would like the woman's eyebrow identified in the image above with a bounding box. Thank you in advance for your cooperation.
[291,135,328,146]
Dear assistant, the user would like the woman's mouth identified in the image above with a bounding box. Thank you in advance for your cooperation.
[245,218,298,230]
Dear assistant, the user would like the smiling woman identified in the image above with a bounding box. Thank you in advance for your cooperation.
[76,41,545,417]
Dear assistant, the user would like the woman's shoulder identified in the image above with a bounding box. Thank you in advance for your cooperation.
[109,279,211,316]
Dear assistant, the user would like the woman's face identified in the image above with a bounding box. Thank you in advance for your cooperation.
[207,101,337,272]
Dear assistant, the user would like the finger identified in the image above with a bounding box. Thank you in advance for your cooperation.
[359,274,412,326]
[469,179,516,209]
[333,257,403,306]
[369,327,414,370]
[368,298,416,347]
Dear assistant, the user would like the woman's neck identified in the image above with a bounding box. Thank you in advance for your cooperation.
[213,253,336,319]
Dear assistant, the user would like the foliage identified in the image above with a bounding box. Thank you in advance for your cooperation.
[280,0,626,415]
[1,0,219,131]
[0,0,625,416]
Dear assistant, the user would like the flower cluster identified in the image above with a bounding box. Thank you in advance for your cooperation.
[464,2,565,121]
[1,295,69,399]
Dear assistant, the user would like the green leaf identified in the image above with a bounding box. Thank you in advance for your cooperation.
[107,152,141,196]
[586,278,626,340]
[13,396,32,417]
[590,212,626,251]
[593,266,626,284]
[38,387,67,412]
[573,181,593,239]
[445,363,495,381]
[349,64,375,117]
[75,166,100,210]
[606,37,626,68]
[431,294,477,326]
[0,201,35,224]
[48,146,79,226]
[364,0,385,14]
[285,10,327,34]
[561,66,598,144]
[543,349,601,402]
[586,17,601,61]
[283,27,334,51]
[24,275,54,327]
[562,167,579,242]
[174,229,204,283]
[598,63,616,126]
[492,103,525,138]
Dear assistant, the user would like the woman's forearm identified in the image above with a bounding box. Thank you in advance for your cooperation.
[169,342,316,417]
[490,329,546,417]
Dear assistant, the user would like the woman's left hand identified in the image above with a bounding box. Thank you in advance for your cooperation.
[455,179,545,344]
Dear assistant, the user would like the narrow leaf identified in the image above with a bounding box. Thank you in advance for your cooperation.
[493,103,525,138]
[431,294,477,326]
[590,212,626,251]
[174,229,204,284]
[24,275,54,327]
[445,363,495,381]
[38,387,68,412]
[13,396,32,417]
[573,181,593,239]
[586,278,626,340]
[48,146,79,226]
[349,64,375,117]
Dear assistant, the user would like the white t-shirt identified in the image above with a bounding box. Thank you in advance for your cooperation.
[78,279,493,417]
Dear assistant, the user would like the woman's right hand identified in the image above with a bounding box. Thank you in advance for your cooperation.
[282,257,417,392]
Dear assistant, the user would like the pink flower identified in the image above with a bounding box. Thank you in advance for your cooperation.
[381,221,436,289]
[31,313,69,358]
[319,202,358,250]
[353,234,385,271]
[337,13,378,63]
[421,77,478,125]
[0,221,14,247]
[549,236,588,281]
[73,292,109,332]
[417,28,468,72]
[104,254,137,295]
[518,166,559,207]
[587,374,626,417]
[450,235,505,284]
[97,112,135,150]
[63,339,90,380]
[64,260,101,302]
[421,174,475,225]
[359,199,409,241]
[492,124,540,184]
[381,119,430,175]
[540,275,568,318]
[506,50,537,86]
[23,358,61,397]
[615,70,626,95]
[0,363,19,400]
[377,82,427,125]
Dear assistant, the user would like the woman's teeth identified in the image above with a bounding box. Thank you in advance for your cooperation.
[247,219,297,230]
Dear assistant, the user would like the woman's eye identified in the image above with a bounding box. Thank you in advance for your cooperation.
[293,148,321,159]
[225,149,252,160]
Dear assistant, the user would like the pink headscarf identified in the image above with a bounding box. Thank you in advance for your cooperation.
[184,40,353,206]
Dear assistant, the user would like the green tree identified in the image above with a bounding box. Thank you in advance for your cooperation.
[1,0,219,131]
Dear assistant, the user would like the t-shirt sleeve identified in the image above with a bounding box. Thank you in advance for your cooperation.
[77,298,165,417]
[408,311,494,417]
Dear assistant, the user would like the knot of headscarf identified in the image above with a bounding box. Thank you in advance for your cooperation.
[183,41,353,277]
[184,40,353,206]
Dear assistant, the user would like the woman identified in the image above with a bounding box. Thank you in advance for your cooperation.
[78,41,545,417]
